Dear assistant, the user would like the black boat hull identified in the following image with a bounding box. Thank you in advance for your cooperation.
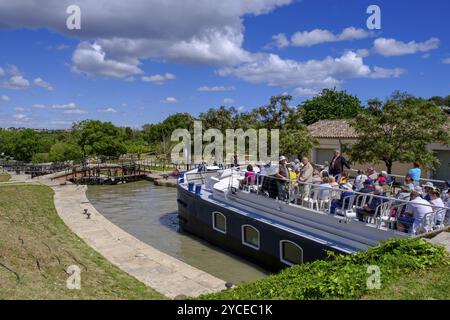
[177,185,344,272]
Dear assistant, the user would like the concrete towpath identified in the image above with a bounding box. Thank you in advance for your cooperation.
[39,177,227,298]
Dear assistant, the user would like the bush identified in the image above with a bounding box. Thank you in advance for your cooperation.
[199,238,449,300]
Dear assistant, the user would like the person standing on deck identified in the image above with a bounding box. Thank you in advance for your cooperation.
[298,157,314,199]
[408,162,422,185]
[328,150,350,180]
[274,156,289,200]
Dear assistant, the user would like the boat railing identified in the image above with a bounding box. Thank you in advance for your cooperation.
[229,171,449,234]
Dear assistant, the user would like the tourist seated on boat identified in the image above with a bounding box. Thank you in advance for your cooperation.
[397,187,432,234]
[359,179,374,194]
[422,182,435,201]
[445,189,450,225]
[429,189,446,226]
[404,174,415,191]
[356,186,385,222]
[329,176,339,188]
[366,167,378,181]
[395,185,412,201]
[330,183,354,215]
[320,162,329,177]
[354,170,368,191]
[239,164,256,189]
[274,156,290,200]
[442,181,450,203]
[318,177,332,200]
[338,171,349,184]
[377,176,391,196]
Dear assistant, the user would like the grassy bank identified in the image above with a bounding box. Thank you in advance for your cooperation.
[0,184,165,299]
[200,237,449,300]
[0,172,10,182]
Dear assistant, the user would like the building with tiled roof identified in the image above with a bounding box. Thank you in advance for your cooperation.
[307,119,450,181]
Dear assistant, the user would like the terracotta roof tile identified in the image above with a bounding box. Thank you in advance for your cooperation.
[307,120,358,138]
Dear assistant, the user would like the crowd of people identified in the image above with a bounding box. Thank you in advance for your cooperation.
[239,150,450,234]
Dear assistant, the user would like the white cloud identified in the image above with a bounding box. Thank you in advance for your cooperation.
[0,1,293,78]
[13,107,26,112]
[1,95,10,101]
[218,51,403,91]
[373,37,440,57]
[292,88,318,97]
[33,77,54,91]
[270,33,290,48]
[198,85,236,92]
[98,107,118,113]
[0,67,4,77]
[71,42,144,78]
[442,58,450,65]
[290,27,370,47]
[223,98,234,104]
[356,49,370,58]
[64,108,88,114]
[2,75,30,89]
[14,114,31,121]
[160,97,177,104]
[369,66,405,79]
[32,102,78,110]
[141,73,176,85]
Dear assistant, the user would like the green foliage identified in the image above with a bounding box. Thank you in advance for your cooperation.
[31,152,50,164]
[74,120,127,158]
[299,88,363,125]
[143,113,193,148]
[347,91,450,173]
[200,238,449,300]
[49,142,83,162]
[280,127,317,159]
[10,129,42,162]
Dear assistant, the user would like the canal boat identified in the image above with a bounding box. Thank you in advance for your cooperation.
[176,167,437,271]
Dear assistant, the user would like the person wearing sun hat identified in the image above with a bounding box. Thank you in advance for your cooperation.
[274,155,289,200]
[422,181,435,201]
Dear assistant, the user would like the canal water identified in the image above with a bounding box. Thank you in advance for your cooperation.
[86,180,268,285]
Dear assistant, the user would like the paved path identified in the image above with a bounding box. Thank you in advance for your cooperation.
[39,178,227,298]
[426,231,450,253]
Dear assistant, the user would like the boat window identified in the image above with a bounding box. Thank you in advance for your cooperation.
[280,240,303,266]
[212,211,226,234]
[242,225,260,250]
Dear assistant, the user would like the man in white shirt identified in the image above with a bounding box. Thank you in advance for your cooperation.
[429,190,446,226]
[397,187,433,234]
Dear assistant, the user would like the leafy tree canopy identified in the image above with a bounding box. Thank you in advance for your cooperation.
[299,88,363,125]
[347,91,450,173]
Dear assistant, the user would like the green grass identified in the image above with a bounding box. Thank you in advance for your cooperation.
[0,184,165,299]
[362,264,450,300]
[0,172,11,182]
[200,238,449,300]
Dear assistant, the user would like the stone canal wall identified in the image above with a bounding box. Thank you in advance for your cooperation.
[39,178,226,298]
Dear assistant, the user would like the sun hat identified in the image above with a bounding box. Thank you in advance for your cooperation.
[279,156,287,162]
[412,185,423,194]
[423,181,434,188]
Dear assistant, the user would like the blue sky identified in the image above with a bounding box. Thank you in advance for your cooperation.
[0,0,449,129]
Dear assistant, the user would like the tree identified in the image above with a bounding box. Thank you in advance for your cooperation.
[347,92,450,173]
[299,88,363,125]
[11,129,42,162]
[74,120,127,158]
[280,127,317,160]
[49,142,83,162]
